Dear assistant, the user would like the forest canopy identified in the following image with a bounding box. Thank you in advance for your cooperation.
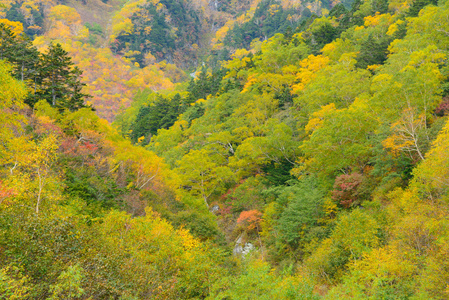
[1,0,449,298]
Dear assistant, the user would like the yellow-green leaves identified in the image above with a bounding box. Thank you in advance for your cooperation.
[0,265,30,299]
[294,53,371,117]
[176,148,235,207]
[0,60,26,130]
[97,208,223,299]
[412,119,449,201]
[300,98,378,177]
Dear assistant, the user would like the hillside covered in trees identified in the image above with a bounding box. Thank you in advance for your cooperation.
[1,0,449,298]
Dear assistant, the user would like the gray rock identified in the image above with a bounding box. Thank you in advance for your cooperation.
[242,242,254,257]
[233,234,254,258]
[210,204,220,213]
[233,234,244,256]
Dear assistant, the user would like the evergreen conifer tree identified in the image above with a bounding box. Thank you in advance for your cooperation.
[0,24,17,61]
[67,66,90,112]
[0,24,39,79]
[0,24,41,107]
[37,43,89,111]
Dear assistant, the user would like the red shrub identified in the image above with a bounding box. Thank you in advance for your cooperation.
[332,173,363,208]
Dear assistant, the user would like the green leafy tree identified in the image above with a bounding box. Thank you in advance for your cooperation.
[294,53,371,118]
[176,149,235,208]
[48,265,85,300]
[208,260,319,300]
[276,176,326,249]
[300,99,378,177]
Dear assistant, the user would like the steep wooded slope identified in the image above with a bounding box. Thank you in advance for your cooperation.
[1,0,449,298]
[117,0,449,297]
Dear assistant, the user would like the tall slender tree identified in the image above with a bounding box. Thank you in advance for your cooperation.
[38,43,73,108]
[37,43,89,111]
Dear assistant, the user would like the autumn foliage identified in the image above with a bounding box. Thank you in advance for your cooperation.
[332,173,364,208]
[237,210,262,231]
[2,0,449,298]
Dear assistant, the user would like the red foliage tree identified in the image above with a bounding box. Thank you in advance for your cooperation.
[435,97,449,116]
[332,173,364,208]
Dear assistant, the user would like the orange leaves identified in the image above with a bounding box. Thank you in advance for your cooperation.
[237,209,262,231]
[60,41,174,122]
[33,115,62,136]
[241,74,258,93]
[60,136,100,162]
[0,181,16,206]
[47,5,84,40]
